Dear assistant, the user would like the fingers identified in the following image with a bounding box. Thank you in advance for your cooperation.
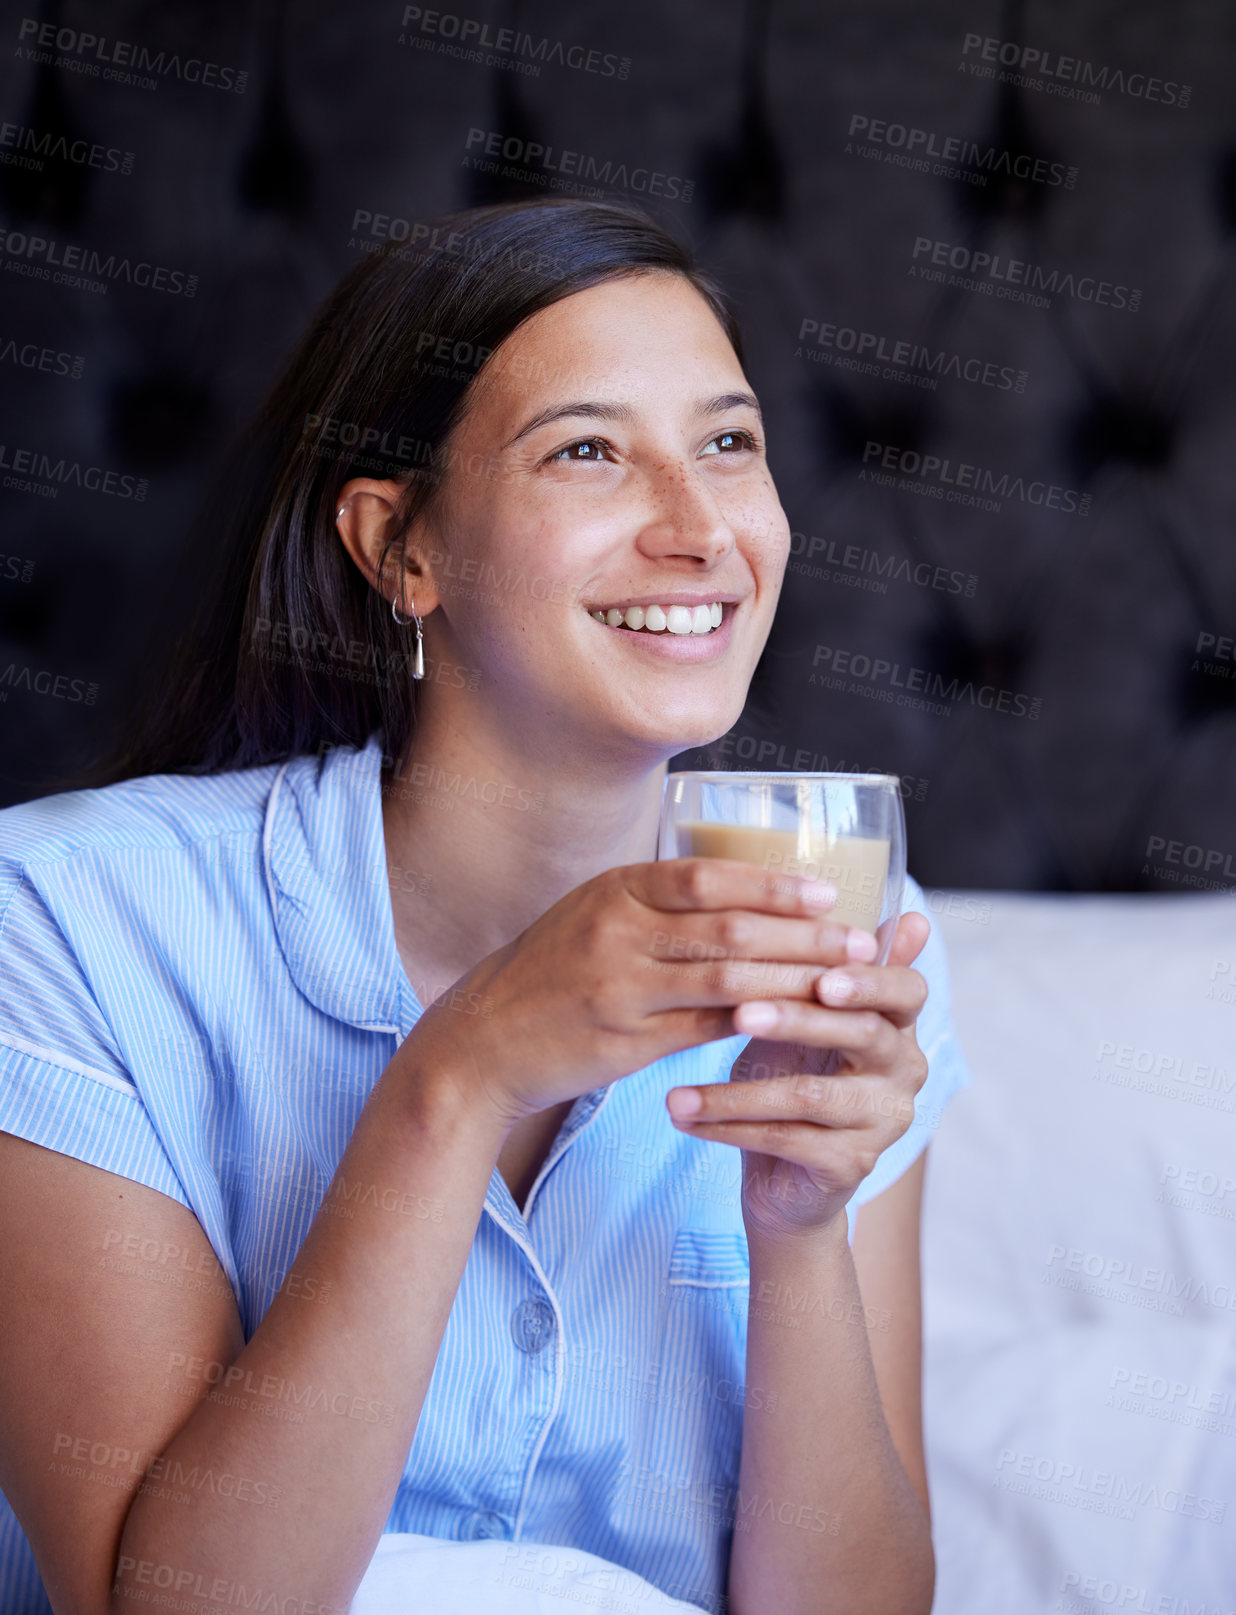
[671,1072,918,1130]
[885,910,930,969]
[617,861,925,1023]
[731,1000,909,1063]
[646,909,877,990]
[810,958,927,1030]
[637,857,842,918]
[642,922,923,1023]
[665,1073,915,1171]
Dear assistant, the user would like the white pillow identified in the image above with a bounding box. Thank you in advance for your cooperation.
[349,1533,709,1614]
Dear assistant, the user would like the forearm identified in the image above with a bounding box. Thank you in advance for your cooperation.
[726,1217,934,1615]
[110,1057,505,1615]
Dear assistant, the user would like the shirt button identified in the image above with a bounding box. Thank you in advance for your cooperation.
[465,1509,508,1540]
[510,1295,556,1354]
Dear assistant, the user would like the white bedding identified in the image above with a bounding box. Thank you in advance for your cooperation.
[922,890,1236,1613]
[348,1532,707,1613]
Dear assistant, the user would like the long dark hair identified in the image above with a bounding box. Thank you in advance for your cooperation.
[69,199,743,789]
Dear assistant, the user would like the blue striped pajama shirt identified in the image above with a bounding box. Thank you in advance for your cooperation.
[0,732,972,1611]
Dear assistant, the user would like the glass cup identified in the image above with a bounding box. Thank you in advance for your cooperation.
[657,772,907,965]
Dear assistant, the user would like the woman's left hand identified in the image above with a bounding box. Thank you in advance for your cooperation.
[664,912,931,1243]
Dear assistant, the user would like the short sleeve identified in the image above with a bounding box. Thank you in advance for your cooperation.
[0,860,192,1209]
[845,873,974,1238]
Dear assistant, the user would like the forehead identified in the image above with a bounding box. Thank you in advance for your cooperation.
[468,271,743,428]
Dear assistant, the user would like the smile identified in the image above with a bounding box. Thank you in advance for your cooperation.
[587,602,725,635]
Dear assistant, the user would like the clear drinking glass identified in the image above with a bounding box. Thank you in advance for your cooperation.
[657,772,907,966]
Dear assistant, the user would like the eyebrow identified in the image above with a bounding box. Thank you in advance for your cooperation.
[502,390,764,449]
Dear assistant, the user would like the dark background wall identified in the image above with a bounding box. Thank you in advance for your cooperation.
[1,1,1233,891]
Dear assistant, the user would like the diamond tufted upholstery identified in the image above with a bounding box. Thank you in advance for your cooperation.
[0,2,1232,891]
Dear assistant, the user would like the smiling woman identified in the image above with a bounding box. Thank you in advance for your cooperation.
[67,200,761,784]
[0,200,971,1615]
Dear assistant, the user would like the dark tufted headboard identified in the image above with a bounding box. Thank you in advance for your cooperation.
[0,1,1232,891]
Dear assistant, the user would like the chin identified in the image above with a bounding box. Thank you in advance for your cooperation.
[626,705,746,759]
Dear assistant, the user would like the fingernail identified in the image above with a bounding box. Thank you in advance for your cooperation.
[819,972,854,1002]
[667,1087,702,1120]
[737,1002,779,1033]
[845,929,879,962]
[800,881,838,910]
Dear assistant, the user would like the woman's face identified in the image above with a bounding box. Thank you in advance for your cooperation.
[388,270,789,763]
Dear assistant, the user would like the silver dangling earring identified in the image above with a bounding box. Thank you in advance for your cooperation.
[336,503,425,681]
[391,587,425,680]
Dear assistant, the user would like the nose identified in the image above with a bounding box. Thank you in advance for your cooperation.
[633,460,736,568]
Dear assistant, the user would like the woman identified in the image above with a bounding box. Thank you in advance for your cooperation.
[0,199,970,1615]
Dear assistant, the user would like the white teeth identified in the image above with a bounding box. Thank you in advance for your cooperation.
[588,601,726,634]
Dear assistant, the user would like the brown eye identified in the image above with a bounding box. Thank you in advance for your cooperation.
[700,429,757,456]
[550,438,613,463]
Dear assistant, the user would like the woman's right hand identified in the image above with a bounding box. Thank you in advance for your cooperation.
[397,858,868,1130]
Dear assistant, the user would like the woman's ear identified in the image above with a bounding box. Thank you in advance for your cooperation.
[333,478,443,615]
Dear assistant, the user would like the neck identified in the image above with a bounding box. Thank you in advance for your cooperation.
[380,696,672,1006]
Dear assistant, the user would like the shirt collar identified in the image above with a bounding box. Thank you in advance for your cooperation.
[264,732,417,1033]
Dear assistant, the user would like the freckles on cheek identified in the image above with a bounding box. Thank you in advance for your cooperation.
[737,511,787,559]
